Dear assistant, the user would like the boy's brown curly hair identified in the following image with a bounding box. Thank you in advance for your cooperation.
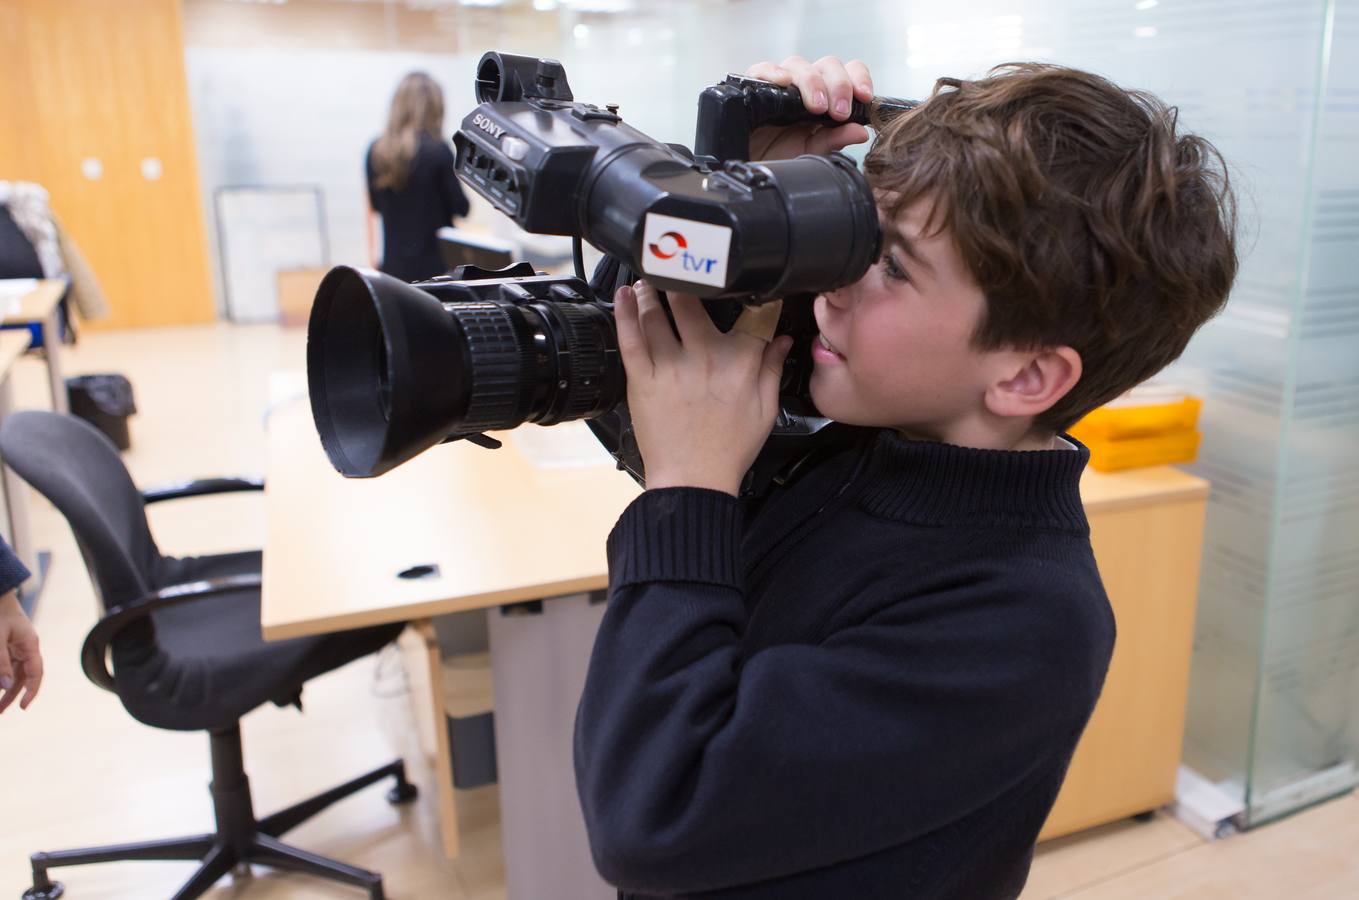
[865,63,1238,432]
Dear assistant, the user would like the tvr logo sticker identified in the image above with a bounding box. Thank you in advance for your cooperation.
[648,231,686,260]
[641,215,731,288]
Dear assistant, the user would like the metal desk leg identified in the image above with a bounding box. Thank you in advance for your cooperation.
[42,309,67,414]
[489,592,613,900]
[411,618,463,858]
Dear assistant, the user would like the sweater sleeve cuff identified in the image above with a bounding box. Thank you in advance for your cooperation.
[0,547,31,597]
[606,487,744,591]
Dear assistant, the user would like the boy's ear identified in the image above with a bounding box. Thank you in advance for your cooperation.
[984,346,1082,421]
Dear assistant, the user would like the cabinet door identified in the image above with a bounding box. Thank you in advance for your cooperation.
[1039,494,1208,840]
[2,0,214,328]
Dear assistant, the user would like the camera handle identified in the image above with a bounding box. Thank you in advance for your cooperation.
[694,73,917,163]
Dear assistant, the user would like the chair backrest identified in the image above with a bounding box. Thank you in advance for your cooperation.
[0,204,45,279]
[0,410,163,610]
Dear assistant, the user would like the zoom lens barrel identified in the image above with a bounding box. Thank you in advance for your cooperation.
[307,266,622,477]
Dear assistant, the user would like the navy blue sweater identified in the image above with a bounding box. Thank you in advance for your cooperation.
[0,537,29,596]
[575,431,1116,899]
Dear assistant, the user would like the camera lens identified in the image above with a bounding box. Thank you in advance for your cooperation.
[307,266,622,477]
[373,333,392,422]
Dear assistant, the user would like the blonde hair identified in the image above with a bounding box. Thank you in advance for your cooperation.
[371,72,446,191]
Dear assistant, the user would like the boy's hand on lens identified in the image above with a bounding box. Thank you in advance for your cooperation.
[615,281,793,497]
[745,56,875,161]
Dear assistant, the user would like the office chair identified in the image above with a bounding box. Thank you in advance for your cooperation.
[0,411,416,900]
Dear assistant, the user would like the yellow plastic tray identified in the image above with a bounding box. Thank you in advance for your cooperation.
[1071,397,1202,440]
[1077,429,1201,472]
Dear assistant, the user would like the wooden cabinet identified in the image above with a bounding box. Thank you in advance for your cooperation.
[0,0,214,328]
[1039,466,1210,841]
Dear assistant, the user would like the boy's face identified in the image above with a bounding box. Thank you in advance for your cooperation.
[810,198,1022,446]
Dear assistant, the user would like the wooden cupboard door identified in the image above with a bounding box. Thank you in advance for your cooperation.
[1,0,214,328]
[1039,495,1208,841]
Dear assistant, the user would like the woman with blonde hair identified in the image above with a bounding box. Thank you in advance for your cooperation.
[366,71,470,281]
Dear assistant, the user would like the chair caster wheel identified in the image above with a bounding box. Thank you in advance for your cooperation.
[388,780,419,804]
[23,883,64,900]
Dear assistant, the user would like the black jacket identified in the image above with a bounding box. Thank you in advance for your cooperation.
[366,135,470,282]
[575,432,1116,899]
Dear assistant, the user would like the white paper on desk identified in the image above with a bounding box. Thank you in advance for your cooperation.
[0,278,37,304]
[510,421,616,468]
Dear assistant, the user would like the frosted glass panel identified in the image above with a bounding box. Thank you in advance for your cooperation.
[215,186,327,322]
[182,0,1358,826]
[1236,0,1359,824]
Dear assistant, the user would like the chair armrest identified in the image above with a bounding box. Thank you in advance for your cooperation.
[80,573,263,692]
[141,477,265,504]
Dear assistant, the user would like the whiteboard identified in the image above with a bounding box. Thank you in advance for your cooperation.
[215,186,328,322]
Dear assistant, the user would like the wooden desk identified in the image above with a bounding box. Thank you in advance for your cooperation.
[1,279,69,414]
[263,381,1208,881]
[262,378,639,869]
[262,393,641,642]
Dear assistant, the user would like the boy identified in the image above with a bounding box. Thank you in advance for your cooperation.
[574,56,1237,899]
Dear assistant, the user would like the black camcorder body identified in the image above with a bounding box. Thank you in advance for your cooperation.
[307,51,916,496]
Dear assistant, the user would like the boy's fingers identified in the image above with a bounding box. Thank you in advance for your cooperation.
[745,61,792,85]
[845,59,875,101]
[666,292,716,345]
[633,281,679,360]
[760,336,794,410]
[757,123,818,161]
[780,55,828,114]
[613,285,650,372]
[813,56,855,119]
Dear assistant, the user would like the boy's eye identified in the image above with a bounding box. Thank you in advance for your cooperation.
[880,252,910,283]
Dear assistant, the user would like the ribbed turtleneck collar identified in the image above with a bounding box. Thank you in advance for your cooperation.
[853,431,1090,532]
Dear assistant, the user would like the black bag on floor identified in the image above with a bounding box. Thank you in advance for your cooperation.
[67,373,136,451]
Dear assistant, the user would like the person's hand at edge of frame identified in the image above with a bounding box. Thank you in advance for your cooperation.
[614,280,793,497]
[744,56,876,161]
[0,589,43,713]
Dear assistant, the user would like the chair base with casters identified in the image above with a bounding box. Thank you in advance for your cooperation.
[24,723,419,900]
[0,412,418,900]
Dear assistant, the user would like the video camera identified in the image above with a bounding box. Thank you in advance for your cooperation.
[306,51,915,496]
